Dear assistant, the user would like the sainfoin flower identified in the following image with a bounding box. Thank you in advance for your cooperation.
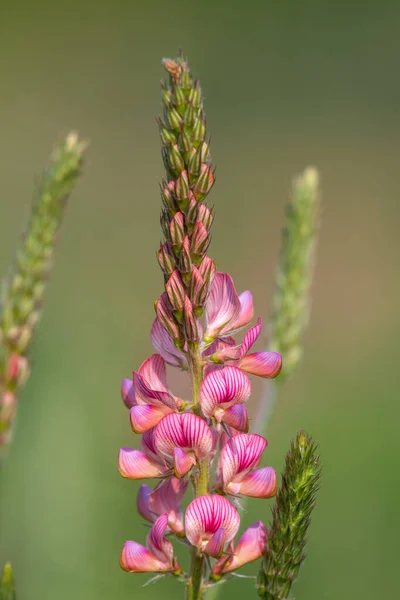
[120,514,181,574]
[118,54,281,595]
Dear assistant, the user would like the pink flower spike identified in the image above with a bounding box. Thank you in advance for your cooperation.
[130,404,168,434]
[118,448,165,480]
[235,467,278,498]
[212,521,267,575]
[185,495,240,556]
[150,318,188,370]
[204,272,241,341]
[154,413,213,465]
[239,351,282,379]
[200,366,251,420]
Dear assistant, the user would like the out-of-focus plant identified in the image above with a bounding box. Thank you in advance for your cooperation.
[116,53,322,600]
[0,133,87,451]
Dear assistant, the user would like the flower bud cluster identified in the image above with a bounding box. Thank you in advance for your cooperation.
[118,55,282,595]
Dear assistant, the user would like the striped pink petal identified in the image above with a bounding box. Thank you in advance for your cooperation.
[138,354,168,391]
[130,404,170,433]
[212,521,267,575]
[118,448,165,479]
[150,318,188,370]
[220,434,267,490]
[154,413,213,462]
[234,467,277,498]
[141,428,163,465]
[185,495,240,555]
[238,317,262,358]
[204,272,241,341]
[133,369,178,411]
[221,405,249,433]
[204,527,225,558]
[239,351,282,378]
[227,290,254,334]
[173,447,196,478]
[120,541,167,573]
[200,367,251,419]
[146,514,174,564]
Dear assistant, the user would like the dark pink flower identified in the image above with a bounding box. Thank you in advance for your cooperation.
[185,495,240,557]
[137,478,188,535]
[120,514,180,573]
[154,413,213,478]
[216,433,277,498]
[212,521,267,575]
[200,366,251,431]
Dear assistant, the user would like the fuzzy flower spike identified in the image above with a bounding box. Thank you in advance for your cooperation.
[118,53,281,599]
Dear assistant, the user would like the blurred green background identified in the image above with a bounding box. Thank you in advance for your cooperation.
[0,0,399,598]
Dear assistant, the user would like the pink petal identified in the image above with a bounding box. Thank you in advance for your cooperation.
[220,434,267,489]
[154,413,213,462]
[130,404,169,433]
[150,318,188,370]
[173,447,196,478]
[120,541,167,573]
[239,317,262,358]
[138,354,168,391]
[133,371,178,410]
[239,351,282,378]
[137,485,154,523]
[228,290,254,334]
[221,405,249,433]
[146,514,174,564]
[185,495,240,550]
[234,467,277,498]
[121,378,137,408]
[213,521,267,574]
[204,272,241,341]
[149,478,187,534]
[204,527,226,558]
[118,448,164,479]
[141,428,163,465]
[200,367,251,419]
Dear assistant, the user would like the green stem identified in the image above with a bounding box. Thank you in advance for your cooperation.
[186,348,208,600]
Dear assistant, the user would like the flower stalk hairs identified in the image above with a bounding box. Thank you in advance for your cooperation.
[118,54,283,599]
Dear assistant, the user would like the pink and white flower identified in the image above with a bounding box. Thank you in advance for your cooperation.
[121,354,183,433]
[185,495,240,557]
[204,272,254,342]
[137,477,188,535]
[212,521,267,576]
[154,413,213,478]
[200,366,251,431]
[118,428,167,480]
[208,318,282,379]
[216,433,277,498]
[120,514,181,573]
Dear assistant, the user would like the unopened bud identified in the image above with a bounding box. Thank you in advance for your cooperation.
[159,126,177,147]
[166,271,186,315]
[194,164,215,198]
[199,141,210,164]
[162,58,182,81]
[183,296,200,345]
[179,128,192,154]
[197,204,213,231]
[189,266,207,313]
[161,180,176,211]
[169,212,185,253]
[160,210,171,240]
[198,256,216,286]
[192,115,206,144]
[186,193,198,227]
[6,353,30,387]
[190,222,210,260]
[168,145,185,174]
[154,292,182,344]
[175,171,190,204]
[188,81,202,108]
[157,242,176,276]
[167,108,183,131]
[188,147,202,179]
[174,85,185,107]
[179,237,192,284]
[183,104,195,127]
